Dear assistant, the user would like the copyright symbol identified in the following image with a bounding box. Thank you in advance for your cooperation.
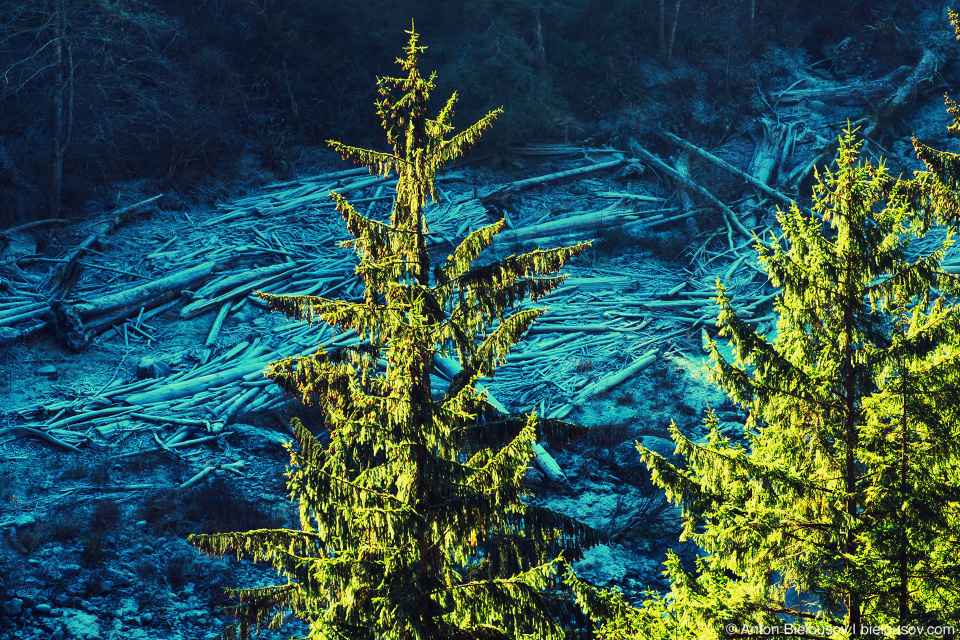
[725,624,737,634]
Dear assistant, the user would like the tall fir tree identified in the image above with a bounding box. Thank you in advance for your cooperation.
[189,26,602,640]
[570,117,960,637]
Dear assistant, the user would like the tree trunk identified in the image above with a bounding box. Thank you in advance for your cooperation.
[47,0,72,219]
[659,0,666,57]
[667,0,681,60]
[898,350,909,625]
[842,264,862,635]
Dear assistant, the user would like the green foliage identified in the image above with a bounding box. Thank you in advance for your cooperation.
[573,115,960,636]
[190,27,600,640]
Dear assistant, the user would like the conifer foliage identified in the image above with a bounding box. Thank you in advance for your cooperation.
[189,26,601,640]
[571,119,960,636]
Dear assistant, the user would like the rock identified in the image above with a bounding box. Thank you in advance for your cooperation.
[140,612,153,625]
[3,597,23,617]
[573,544,628,586]
[612,440,640,469]
[637,436,676,459]
[61,610,101,640]
[136,357,171,380]
[108,571,133,588]
[0,513,36,529]
[59,564,80,578]
[37,364,58,379]
[35,604,52,616]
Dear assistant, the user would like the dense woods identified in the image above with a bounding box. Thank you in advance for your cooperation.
[0,0,925,224]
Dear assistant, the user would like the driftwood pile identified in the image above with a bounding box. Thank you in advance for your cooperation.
[0,44,950,487]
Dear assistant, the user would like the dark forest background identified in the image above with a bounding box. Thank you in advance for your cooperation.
[0,0,932,225]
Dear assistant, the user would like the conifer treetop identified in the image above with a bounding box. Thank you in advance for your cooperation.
[191,26,599,640]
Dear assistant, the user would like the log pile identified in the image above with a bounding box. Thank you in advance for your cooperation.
[7,50,951,483]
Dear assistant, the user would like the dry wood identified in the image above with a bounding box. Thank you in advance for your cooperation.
[178,465,216,490]
[0,426,82,452]
[0,302,48,327]
[481,158,628,203]
[787,49,942,188]
[631,143,752,239]
[778,77,899,105]
[180,263,303,320]
[658,128,798,212]
[49,194,163,300]
[575,349,658,403]
[1,218,68,238]
[124,358,270,405]
[531,443,566,482]
[494,208,642,244]
[866,49,939,139]
[73,260,218,320]
[597,191,662,202]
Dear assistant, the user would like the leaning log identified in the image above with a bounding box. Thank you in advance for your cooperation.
[657,128,798,212]
[49,194,163,300]
[630,143,752,239]
[786,48,942,188]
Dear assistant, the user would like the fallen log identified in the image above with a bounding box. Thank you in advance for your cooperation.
[124,358,270,405]
[787,48,942,188]
[73,260,218,320]
[575,349,658,403]
[493,209,642,244]
[180,264,305,320]
[49,194,163,300]
[481,158,628,204]
[0,302,48,327]
[657,128,798,212]
[531,443,566,482]
[1,218,68,238]
[630,143,752,239]
[0,426,82,453]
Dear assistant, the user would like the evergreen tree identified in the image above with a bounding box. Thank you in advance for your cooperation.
[190,26,601,640]
[571,120,960,638]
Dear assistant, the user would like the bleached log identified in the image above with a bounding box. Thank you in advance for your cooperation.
[531,443,566,482]
[178,466,216,490]
[631,143,752,239]
[74,261,218,320]
[130,413,212,428]
[528,323,629,334]
[192,262,295,300]
[0,302,48,327]
[43,405,140,431]
[481,158,628,203]
[0,426,82,453]
[124,358,270,405]
[180,265,303,320]
[49,194,163,299]
[494,209,642,244]
[575,349,658,403]
[641,299,709,310]
[597,191,663,202]
[658,128,797,212]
